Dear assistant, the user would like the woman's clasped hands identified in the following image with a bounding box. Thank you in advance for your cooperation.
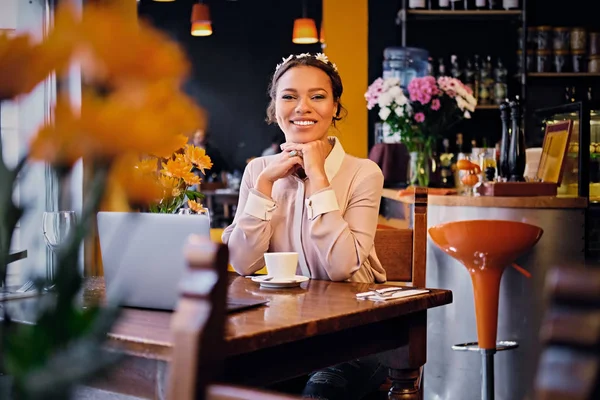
[256,139,332,197]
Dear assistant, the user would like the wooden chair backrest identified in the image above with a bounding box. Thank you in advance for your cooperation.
[534,265,600,400]
[167,236,301,400]
[168,236,229,400]
[374,187,428,286]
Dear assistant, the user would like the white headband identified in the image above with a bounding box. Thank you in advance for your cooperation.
[275,53,338,73]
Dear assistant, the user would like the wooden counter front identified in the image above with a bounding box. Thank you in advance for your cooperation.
[382,188,588,209]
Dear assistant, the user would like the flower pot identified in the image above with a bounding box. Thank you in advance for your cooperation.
[408,151,431,187]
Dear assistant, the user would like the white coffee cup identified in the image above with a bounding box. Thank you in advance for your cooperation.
[263,252,298,280]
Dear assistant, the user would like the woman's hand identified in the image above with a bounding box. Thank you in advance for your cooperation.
[280,140,332,195]
[256,149,303,197]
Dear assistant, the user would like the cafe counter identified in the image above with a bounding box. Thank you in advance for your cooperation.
[379,188,587,400]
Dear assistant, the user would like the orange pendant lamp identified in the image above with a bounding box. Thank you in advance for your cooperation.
[292,0,318,44]
[191,1,212,37]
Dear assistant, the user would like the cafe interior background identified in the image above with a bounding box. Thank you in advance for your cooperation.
[1,0,600,399]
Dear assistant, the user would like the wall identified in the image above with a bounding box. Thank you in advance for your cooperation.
[323,0,369,158]
[138,0,322,172]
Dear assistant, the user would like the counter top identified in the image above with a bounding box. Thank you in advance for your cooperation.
[382,189,588,209]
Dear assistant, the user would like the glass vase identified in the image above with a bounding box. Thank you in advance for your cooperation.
[408,151,431,187]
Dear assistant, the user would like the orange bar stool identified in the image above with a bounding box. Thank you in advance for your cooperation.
[429,220,543,400]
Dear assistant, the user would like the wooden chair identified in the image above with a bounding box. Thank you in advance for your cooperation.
[374,187,429,399]
[375,186,428,286]
[167,236,300,400]
[533,265,600,400]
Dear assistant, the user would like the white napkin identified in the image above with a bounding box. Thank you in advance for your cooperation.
[356,287,429,302]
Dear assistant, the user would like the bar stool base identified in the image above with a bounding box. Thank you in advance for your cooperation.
[451,341,519,352]
[451,341,519,400]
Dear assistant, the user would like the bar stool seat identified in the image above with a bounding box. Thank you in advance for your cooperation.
[429,220,543,400]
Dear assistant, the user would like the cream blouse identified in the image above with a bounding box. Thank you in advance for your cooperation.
[222,137,386,283]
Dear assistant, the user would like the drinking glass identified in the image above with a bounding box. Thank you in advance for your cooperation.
[43,211,77,281]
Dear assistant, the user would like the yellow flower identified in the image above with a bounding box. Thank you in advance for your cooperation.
[188,199,207,214]
[184,144,213,174]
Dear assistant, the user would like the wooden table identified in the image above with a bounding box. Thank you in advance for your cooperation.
[83,274,452,398]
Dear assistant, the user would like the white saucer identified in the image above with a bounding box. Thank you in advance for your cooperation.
[250,275,309,288]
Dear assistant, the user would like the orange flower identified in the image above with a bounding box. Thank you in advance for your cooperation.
[78,81,203,159]
[158,174,181,197]
[28,95,84,167]
[184,144,213,174]
[188,199,207,214]
[0,29,73,100]
[161,156,192,180]
[105,153,164,210]
[181,171,201,186]
[135,158,159,175]
[74,4,190,88]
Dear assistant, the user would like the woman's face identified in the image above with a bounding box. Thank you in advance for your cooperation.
[275,66,337,144]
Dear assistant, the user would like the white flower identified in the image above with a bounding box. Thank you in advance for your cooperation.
[275,54,294,71]
[296,53,311,59]
[331,63,338,72]
[464,110,471,119]
[315,53,329,63]
[378,92,393,108]
[379,107,391,120]
[455,96,467,111]
[382,77,400,91]
[394,105,406,117]
[388,85,402,98]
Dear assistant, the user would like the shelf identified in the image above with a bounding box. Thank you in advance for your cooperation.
[406,9,522,20]
[528,73,600,78]
[476,104,500,110]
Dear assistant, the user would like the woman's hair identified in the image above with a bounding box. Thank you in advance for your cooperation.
[265,53,347,126]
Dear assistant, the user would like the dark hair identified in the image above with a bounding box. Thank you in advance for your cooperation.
[265,54,347,126]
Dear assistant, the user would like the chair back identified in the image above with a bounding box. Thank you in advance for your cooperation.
[534,265,600,400]
[375,187,427,286]
[167,236,301,400]
[168,236,229,400]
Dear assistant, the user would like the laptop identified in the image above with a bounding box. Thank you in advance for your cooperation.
[97,212,268,312]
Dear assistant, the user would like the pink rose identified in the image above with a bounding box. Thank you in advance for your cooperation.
[414,112,425,123]
[431,98,441,111]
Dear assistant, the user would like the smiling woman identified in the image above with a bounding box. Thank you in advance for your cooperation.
[221,52,387,400]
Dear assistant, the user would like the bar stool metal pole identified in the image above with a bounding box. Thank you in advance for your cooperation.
[481,349,495,400]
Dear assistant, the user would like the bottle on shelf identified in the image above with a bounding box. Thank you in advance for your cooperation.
[478,55,493,105]
[438,0,451,10]
[409,0,427,9]
[475,0,487,9]
[450,55,462,79]
[473,55,481,101]
[498,100,511,181]
[502,0,519,10]
[454,133,467,193]
[463,58,476,94]
[493,57,508,105]
[437,57,447,77]
[507,98,526,182]
[488,0,501,9]
[439,138,455,188]
[450,0,465,11]
[427,57,435,76]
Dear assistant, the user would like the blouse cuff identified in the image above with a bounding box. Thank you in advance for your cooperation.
[305,188,339,220]
[244,190,277,220]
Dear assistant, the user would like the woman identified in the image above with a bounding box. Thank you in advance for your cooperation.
[222,53,387,399]
[223,53,385,284]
